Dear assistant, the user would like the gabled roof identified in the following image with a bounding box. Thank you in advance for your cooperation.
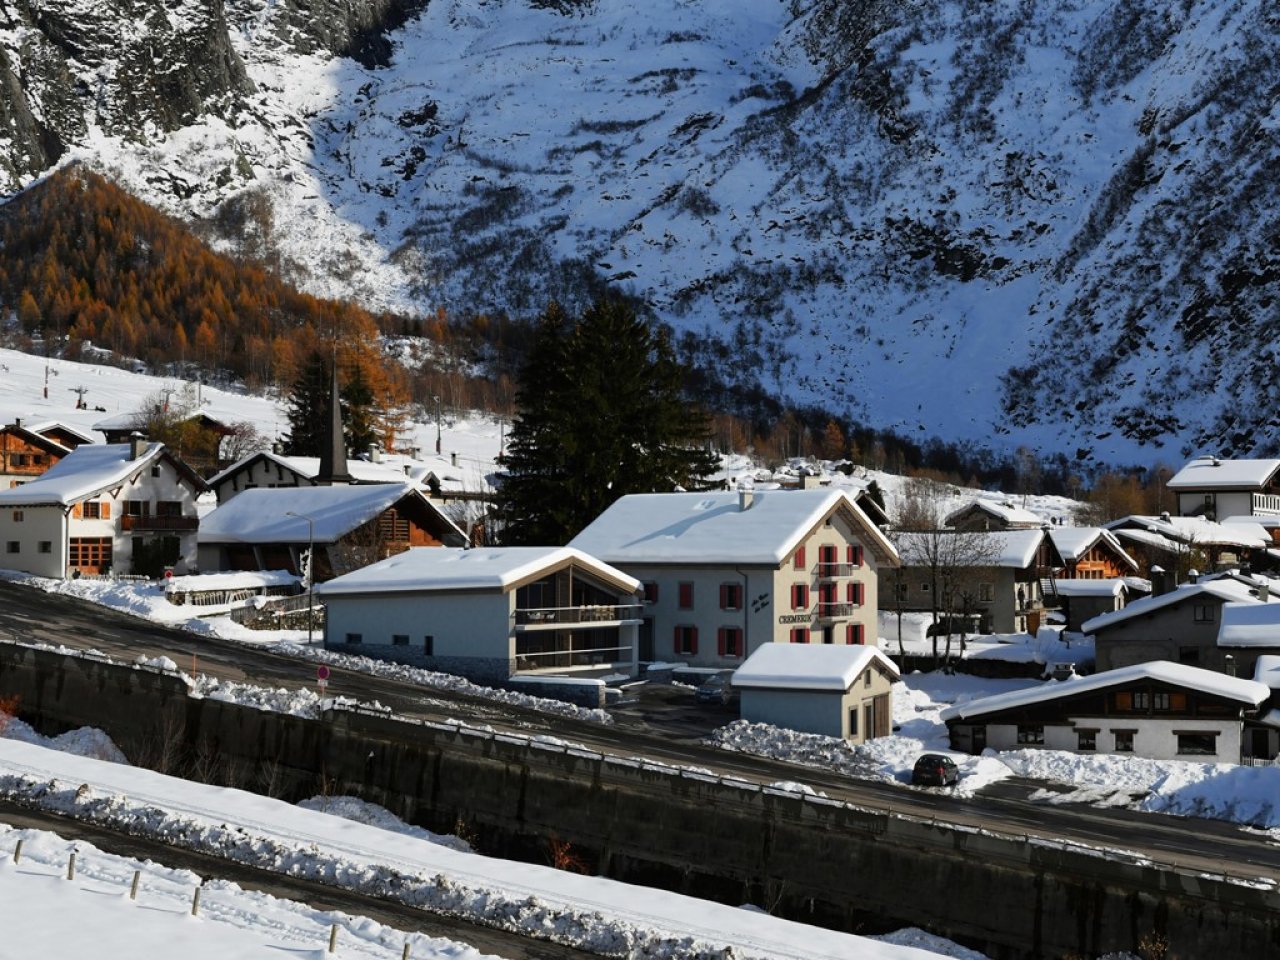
[0,423,72,458]
[315,546,640,596]
[1081,578,1276,634]
[208,450,422,489]
[895,528,1045,569]
[733,642,900,691]
[568,489,898,567]
[1167,457,1280,491]
[27,420,97,447]
[1048,526,1139,571]
[0,442,202,506]
[944,498,1042,528]
[198,483,463,545]
[939,661,1270,722]
[1218,602,1280,649]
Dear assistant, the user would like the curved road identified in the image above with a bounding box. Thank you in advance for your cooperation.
[1,579,1278,887]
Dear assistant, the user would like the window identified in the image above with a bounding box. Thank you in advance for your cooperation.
[424,635,434,656]
[920,582,931,593]
[847,623,864,645]
[1192,604,1216,623]
[717,627,742,658]
[818,544,838,570]
[1153,692,1173,712]
[345,633,363,644]
[1077,730,1097,751]
[1016,725,1044,745]
[37,541,51,554]
[642,582,659,604]
[678,582,694,609]
[822,626,834,644]
[1178,646,1200,666]
[789,627,810,644]
[1133,691,1150,711]
[894,582,909,602]
[82,501,101,519]
[791,583,809,610]
[392,634,409,646]
[978,581,994,602]
[793,545,806,570]
[155,501,182,517]
[674,625,698,655]
[1113,730,1135,753]
[5,541,18,554]
[847,581,864,606]
[125,500,147,517]
[847,544,863,567]
[848,708,858,738]
[151,465,161,478]
[719,583,743,610]
[864,668,873,687]
[1176,732,1217,756]
[11,510,22,522]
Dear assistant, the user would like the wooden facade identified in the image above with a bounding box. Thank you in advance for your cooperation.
[0,424,69,488]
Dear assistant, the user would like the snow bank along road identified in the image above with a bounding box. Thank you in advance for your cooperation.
[3,579,1279,886]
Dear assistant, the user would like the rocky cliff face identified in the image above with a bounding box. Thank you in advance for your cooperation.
[1,0,1278,464]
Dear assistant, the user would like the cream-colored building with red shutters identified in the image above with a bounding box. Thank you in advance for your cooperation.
[569,487,899,670]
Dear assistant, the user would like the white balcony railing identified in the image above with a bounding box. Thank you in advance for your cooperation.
[515,603,644,627]
[1252,493,1280,516]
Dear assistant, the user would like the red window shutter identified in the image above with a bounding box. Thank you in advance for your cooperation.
[100,501,111,519]
[791,628,800,644]
[717,628,726,656]
[795,545,806,569]
[846,582,854,603]
[719,584,728,609]
[846,624,855,644]
[855,545,864,567]
[645,582,659,603]
[853,623,865,644]
[679,582,693,608]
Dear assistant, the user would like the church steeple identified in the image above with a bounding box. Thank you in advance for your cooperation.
[317,361,352,485]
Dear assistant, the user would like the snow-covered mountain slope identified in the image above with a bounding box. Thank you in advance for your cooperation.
[3,0,1279,465]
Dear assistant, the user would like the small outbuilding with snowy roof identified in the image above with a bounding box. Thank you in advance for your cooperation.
[315,546,642,690]
[940,661,1273,763]
[733,642,900,743]
[568,488,898,671]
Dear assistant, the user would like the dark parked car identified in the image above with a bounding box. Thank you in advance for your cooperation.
[911,753,959,787]
[695,673,737,706]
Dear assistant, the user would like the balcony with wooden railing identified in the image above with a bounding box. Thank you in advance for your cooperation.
[121,514,199,532]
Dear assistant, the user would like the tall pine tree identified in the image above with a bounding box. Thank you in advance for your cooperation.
[497,298,719,545]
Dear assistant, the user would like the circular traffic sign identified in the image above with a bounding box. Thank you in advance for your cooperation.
[316,665,330,681]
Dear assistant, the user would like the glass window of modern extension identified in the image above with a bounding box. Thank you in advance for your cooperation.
[513,570,642,673]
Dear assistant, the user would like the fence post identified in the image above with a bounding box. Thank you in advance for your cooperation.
[66,851,76,880]
[12,838,21,864]
[328,923,339,953]
[130,870,141,900]
[191,884,202,916]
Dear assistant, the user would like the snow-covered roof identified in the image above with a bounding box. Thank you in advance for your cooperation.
[1048,526,1138,570]
[940,661,1270,722]
[1167,457,1280,490]
[944,498,1042,528]
[208,450,423,489]
[895,528,1044,569]
[1217,603,1280,649]
[198,483,462,544]
[27,420,97,445]
[1105,514,1270,550]
[165,570,300,592]
[568,488,898,567]
[732,642,899,691]
[0,441,167,506]
[1081,579,1276,634]
[315,546,640,596]
[1052,578,1127,598]
[1252,655,1280,690]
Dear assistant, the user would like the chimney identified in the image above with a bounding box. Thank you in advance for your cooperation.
[450,451,458,467]
[128,431,148,461]
[801,472,821,490]
[1259,582,1270,602]
[1187,568,1199,584]
[368,445,380,463]
[1224,654,1236,677]
[738,487,754,511]
[1150,565,1171,596]
[12,417,21,429]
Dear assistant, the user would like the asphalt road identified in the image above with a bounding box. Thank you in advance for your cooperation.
[2,578,1278,887]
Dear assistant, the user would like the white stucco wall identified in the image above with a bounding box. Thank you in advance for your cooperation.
[983,717,1242,763]
[0,507,66,578]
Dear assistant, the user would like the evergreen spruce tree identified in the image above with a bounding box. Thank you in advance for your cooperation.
[283,352,330,457]
[498,298,719,545]
[341,363,378,456]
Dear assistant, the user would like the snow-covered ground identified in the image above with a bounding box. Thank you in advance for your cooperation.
[0,736,970,960]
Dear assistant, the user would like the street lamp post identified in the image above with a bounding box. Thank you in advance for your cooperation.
[286,511,317,646]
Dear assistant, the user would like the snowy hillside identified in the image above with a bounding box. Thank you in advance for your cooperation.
[3,0,1278,463]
